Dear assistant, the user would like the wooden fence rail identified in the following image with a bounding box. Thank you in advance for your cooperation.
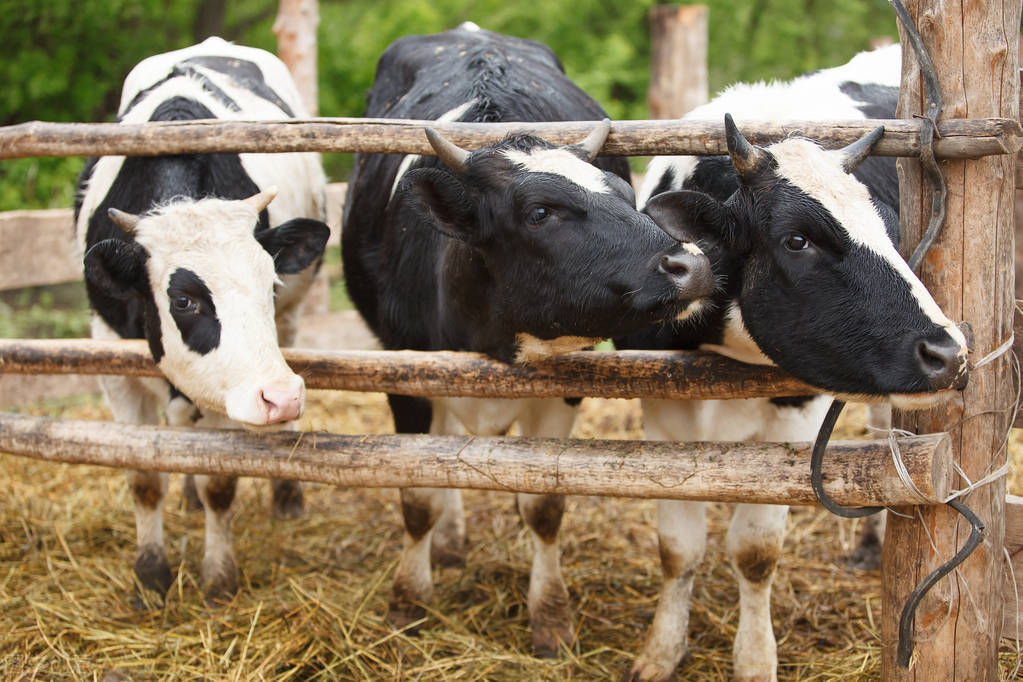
[1,337,824,400]
[2,117,1020,159]
[0,411,951,508]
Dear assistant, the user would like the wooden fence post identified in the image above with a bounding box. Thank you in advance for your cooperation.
[884,1,1020,679]
[273,0,319,117]
[273,0,329,315]
[647,5,708,119]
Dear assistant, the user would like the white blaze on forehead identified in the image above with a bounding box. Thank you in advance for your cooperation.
[503,148,611,194]
[768,138,967,351]
[390,100,479,198]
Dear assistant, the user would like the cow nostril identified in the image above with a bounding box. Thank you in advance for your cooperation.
[915,337,962,389]
[261,391,279,412]
[659,253,690,278]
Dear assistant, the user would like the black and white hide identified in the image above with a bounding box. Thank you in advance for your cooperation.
[615,45,970,682]
[74,37,329,606]
[342,23,714,656]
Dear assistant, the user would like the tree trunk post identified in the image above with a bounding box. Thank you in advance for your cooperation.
[273,0,326,314]
[647,5,708,119]
[884,1,1020,679]
[273,0,319,117]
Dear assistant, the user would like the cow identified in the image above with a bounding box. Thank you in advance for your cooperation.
[614,44,969,681]
[341,23,714,656]
[74,37,330,606]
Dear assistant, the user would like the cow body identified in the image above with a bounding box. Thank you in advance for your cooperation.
[342,23,712,655]
[616,45,969,681]
[74,37,329,605]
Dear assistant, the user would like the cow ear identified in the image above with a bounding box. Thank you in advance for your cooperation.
[83,239,150,301]
[255,218,331,275]
[405,168,475,242]
[644,190,729,245]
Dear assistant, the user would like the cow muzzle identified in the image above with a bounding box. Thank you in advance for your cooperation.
[659,247,714,300]
[225,375,306,426]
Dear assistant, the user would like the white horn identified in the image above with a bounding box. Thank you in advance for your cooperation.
[244,186,279,213]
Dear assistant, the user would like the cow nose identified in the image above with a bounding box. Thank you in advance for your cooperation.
[659,251,714,299]
[915,335,968,391]
[260,381,305,424]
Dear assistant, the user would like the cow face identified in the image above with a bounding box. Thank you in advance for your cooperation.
[646,115,968,407]
[401,123,714,362]
[83,190,329,426]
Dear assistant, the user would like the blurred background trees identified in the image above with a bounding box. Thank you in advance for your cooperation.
[0,0,899,210]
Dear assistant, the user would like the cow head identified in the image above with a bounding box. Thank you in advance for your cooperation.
[83,190,330,426]
[645,115,968,408]
[401,121,714,362]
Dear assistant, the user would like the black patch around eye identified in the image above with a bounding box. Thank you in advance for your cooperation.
[167,268,221,355]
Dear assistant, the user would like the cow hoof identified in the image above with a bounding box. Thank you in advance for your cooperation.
[133,546,173,597]
[272,479,304,519]
[182,474,203,512]
[530,614,574,658]
[387,600,427,634]
[430,539,466,568]
[733,674,774,682]
[202,557,239,606]
[622,662,677,682]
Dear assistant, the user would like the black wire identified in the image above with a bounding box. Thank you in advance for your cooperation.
[896,498,986,667]
[886,0,947,273]
[809,398,883,518]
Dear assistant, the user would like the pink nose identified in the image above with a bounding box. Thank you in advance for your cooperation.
[260,382,304,424]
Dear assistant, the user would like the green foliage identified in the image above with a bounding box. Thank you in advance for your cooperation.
[1,0,901,207]
[0,283,92,339]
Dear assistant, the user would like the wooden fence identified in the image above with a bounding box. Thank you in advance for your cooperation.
[0,1,1021,678]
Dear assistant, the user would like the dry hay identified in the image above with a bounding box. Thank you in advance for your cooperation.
[1,393,1021,680]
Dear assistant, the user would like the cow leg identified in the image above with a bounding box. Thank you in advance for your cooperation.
[628,500,706,682]
[194,474,239,605]
[99,373,172,605]
[428,403,467,568]
[128,469,172,603]
[390,487,447,631]
[386,394,441,632]
[516,398,578,657]
[269,304,306,519]
[727,503,787,682]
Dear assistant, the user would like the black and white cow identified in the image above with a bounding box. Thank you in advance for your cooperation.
[615,45,969,681]
[75,37,330,605]
[342,23,713,656]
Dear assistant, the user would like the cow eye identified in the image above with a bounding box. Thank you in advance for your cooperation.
[172,295,196,313]
[783,233,810,252]
[526,205,550,226]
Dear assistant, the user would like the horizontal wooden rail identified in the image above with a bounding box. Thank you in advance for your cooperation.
[2,117,1020,160]
[0,411,951,507]
[0,338,969,403]
[2,337,818,400]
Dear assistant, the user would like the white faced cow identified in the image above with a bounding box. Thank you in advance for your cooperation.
[75,37,329,605]
[342,23,714,656]
[615,45,969,681]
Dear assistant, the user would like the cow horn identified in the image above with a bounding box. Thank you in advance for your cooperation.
[425,128,470,173]
[724,113,769,178]
[244,186,278,213]
[107,208,140,235]
[576,118,611,162]
[838,125,885,173]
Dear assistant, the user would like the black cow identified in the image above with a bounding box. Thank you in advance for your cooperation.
[615,45,969,681]
[75,37,330,606]
[342,23,713,656]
